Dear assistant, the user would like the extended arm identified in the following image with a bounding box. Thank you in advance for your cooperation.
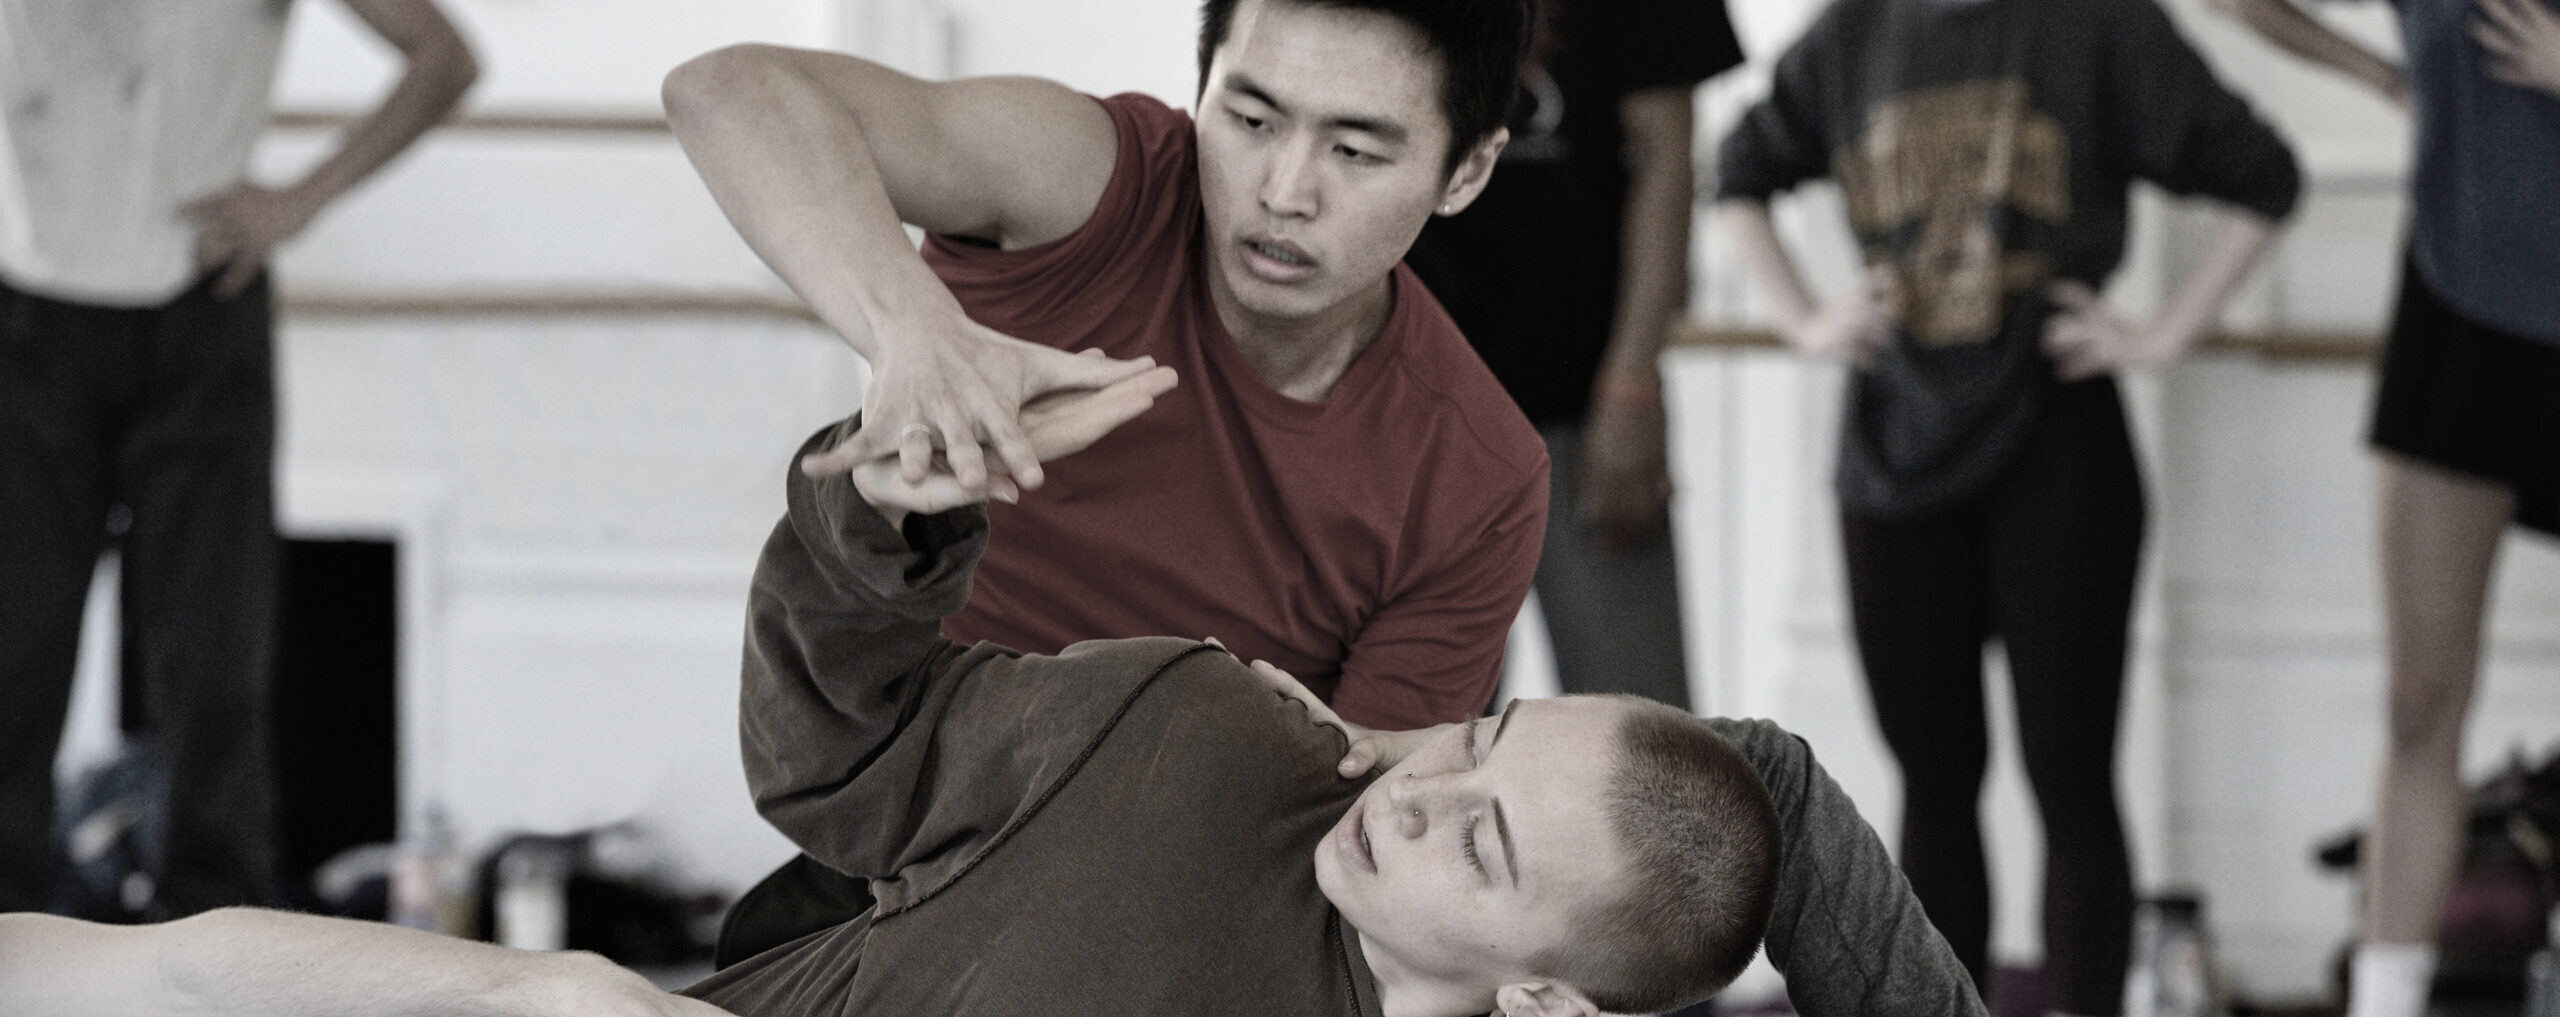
[2207,0,2409,104]
[1702,719,1989,1017]
[742,367,1173,871]
[184,0,477,296]
[0,909,735,1017]
[2037,0,2300,379]
[662,46,1151,490]
[1577,85,1694,550]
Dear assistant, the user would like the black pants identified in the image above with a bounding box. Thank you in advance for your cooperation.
[1840,377,2143,1017]
[0,272,280,916]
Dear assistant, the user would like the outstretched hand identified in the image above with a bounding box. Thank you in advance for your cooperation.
[809,320,1162,491]
[1235,653,1452,779]
[844,364,1178,520]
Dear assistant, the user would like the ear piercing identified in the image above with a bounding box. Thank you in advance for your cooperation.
[1438,203,1452,215]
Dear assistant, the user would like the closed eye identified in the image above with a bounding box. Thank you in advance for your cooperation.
[1463,815,1487,878]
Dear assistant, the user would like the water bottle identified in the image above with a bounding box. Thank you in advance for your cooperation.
[494,837,574,951]
[2125,894,2218,1017]
[2525,903,2560,1017]
[388,802,457,932]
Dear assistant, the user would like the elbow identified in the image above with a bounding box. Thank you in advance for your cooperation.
[406,17,481,108]
[432,43,481,109]
[445,40,482,99]
[663,43,788,137]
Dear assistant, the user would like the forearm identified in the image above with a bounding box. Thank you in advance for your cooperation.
[1599,88,1698,384]
[293,0,478,212]
[2210,0,2407,102]
[2147,210,2280,354]
[1704,721,1988,1017]
[664,46,964,362]
[1712,199,1820,334]
[743,421,988,860]
[0,910,612,1017]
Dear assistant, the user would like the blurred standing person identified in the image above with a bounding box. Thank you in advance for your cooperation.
[2206,1,2560,1016]
[0,0,476,917]
[1403,0,1744,710]
[1711,0,2300,1011]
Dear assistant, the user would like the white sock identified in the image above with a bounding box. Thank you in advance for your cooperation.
[2348,942,2438,1017]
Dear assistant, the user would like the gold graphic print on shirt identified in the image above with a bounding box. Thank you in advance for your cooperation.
[1833,79,2070,347]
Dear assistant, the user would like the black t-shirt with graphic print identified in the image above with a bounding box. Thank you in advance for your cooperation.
[1716,0,2299,518]
[1404,0,1744,427]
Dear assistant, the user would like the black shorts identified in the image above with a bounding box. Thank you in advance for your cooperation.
[2368,256,2560,536]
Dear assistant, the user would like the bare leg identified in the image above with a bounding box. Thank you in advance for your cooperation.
[2365,451,2516,947]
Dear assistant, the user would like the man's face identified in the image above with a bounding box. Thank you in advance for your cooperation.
[1313,697,1634,988]
[1193,0,1495,329]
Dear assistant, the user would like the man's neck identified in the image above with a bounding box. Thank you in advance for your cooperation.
[1210,272,1396,403]
[1357,929,1495,1017]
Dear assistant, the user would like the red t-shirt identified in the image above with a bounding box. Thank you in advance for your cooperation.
[922,93,1547,729]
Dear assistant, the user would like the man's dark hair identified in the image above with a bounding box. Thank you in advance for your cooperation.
[1195,0,1532,172]
[1535,697,1784,1014]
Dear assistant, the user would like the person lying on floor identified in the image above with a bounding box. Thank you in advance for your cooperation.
[0,374,1980,1017]
[679,389,1978,1017]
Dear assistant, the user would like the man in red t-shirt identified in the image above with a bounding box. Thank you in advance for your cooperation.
[665,0,1544,729]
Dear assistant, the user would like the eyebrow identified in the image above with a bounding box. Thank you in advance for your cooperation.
[1221,73,1411,145]
[1486,699,1522,887]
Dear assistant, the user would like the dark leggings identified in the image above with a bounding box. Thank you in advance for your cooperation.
[1840,377,2143,1017]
